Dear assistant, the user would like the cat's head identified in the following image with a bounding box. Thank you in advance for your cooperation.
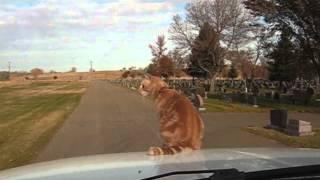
[139,74,168,97]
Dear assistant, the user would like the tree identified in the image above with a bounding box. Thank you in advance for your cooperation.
[225,49,269,80]
[70,67,77,73]
[157,56,175,78]
[169,0,253,92]
[170,0,252,53]
[128,66,136,71]
[168,48,186,70]
[121,71,130,79]
[149,35,167,63]
[145,55,175,79]
[221,65,229,78]
[145,63,159,76]
[226,50,250,79]
[190,22,225,91]
[0,72,9,81]
[244,0,320,78]
[147,35,176,78]
[267,29,298,83]
[187,59,208,79]
[30,68,44,80]
[228,63,238,80]
[168,48,188,77]
[248,27,267,80]
[254,64,268,79]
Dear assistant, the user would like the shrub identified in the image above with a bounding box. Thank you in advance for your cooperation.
[121,71,130,79]
[30,68,44,79]
[0,72,9,81]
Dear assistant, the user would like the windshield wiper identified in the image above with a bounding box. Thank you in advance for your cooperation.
[141,168,244,180]
[141,164,320,180]
[245,164,320,180]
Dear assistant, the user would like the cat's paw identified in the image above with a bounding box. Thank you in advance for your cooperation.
[147,146,161,156]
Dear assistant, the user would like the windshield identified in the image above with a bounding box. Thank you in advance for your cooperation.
[0,0,319,173]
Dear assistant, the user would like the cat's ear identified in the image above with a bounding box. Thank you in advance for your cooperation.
[144,73,152,80]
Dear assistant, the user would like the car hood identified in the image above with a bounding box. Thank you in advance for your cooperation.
[1,148,320,180]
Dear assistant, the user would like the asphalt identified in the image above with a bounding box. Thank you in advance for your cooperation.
[35,80,320,162]
[36,80,161,162]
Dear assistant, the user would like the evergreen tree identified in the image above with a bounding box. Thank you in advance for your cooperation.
[228,63,238,80]
[244,0,320,78]
[188,22,225,91]
[267,29,298,82]
[191,22,224,79]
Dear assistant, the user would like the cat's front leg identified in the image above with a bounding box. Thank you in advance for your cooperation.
[147,146,162,156]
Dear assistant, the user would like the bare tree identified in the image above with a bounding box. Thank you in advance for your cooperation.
[169,15,195,54]
[169,0,253,92]
[170,0,252,52]
[168,48,187,70]
[149,35,168,63]
[245,24,269,80]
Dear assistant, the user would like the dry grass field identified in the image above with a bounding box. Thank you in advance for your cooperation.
[0,81,88,170]
[10,70,123,82]
[0,71,121,170]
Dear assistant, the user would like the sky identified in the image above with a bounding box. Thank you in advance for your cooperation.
[0,0,188,72]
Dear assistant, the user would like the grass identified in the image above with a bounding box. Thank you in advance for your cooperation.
[56,82,88,90]
[205,98,320,113]
[0,81,88,170]
[244,127,320,148]
[205,98,265,112]
[258,101,320,113]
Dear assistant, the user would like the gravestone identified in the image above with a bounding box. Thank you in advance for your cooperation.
[285,119,314,136]
[251,84,260,107]
[270,109,288,129]
[187,89,201,109]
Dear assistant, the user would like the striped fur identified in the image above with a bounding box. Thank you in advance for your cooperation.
[139,75,204,156]
[148,146,191,156]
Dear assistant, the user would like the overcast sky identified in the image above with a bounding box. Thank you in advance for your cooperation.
[0,0,188,72]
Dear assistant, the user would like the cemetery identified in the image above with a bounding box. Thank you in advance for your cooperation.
[111,77,320,113]
[111,76,320,149]
[107,0,320,151]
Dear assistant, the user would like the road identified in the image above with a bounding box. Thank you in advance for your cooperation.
[36,80,319,162]
[36,80,161,162]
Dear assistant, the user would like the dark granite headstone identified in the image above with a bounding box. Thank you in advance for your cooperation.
[270,109,288,129]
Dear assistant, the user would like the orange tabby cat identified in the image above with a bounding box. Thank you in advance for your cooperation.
[139,75,204,156]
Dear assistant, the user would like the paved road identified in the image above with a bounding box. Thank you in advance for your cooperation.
[36,81,319,162]
[202,112,320,148]
[36,80,161,162]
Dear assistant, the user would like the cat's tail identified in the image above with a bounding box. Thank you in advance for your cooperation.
[147,146,192,156]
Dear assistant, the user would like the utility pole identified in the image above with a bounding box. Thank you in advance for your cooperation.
[8,61,11,72]
[8,61,11,80]
[90,60,93,72]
